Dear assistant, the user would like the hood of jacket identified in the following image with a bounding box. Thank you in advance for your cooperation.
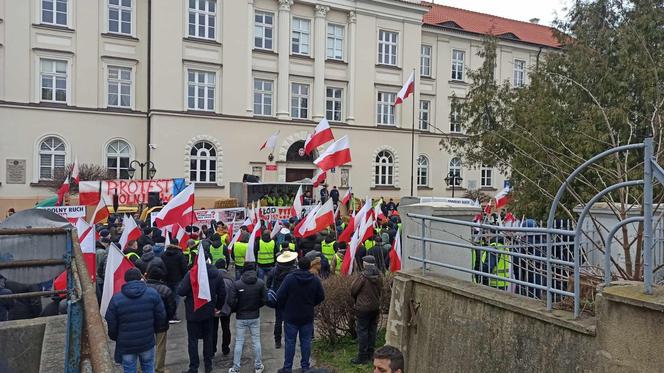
[164,245,182,256]
[275,263,296,280]
[121,280,147,298]
[141,251,155,262]
[362,265,382,283]
[292,269,316,284]
[240,269,258,285]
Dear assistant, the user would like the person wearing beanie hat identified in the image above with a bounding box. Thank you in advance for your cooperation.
[137,244,166,277]
[105,267,166,372]
[266,251,298,349]
[145,266,176,373]
[350,254,384,365]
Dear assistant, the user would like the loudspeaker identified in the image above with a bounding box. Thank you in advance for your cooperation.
[148,192,162,207]
[243,174,260,183]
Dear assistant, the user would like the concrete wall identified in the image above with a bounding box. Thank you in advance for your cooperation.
[0,315,66,373]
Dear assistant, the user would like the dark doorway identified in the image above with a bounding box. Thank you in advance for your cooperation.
[286,168,314,182]
[286,140,316,162]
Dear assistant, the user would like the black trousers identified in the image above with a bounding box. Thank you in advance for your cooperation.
[356,310,379,360]
[213,315,232,354]
[274,308,284,342]
[186,319,214,372]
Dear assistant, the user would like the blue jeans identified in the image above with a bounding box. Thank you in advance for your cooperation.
[233,318,263,370]
[282,322,313,373]
[257,265,273,280]
[121,347,155,373]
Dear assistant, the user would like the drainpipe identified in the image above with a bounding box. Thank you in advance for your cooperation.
[536,47,543,70]
[146,0,152,165]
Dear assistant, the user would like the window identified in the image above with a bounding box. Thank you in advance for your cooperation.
[39,136,66,180]
[375,150,394,186]
[417,155,429,187]
[106,139,131,179]
[187,70,215,111]
[108,0,132,35]
[253,78,273,116]
[481,165,493,188]
[514,59,526,87]
[107,66,131,108]
[291,83,309,119]
[450,108,461,133]
[326,87,342,122]
[190,141,216,183]
[449,157,462,185]
[451,49,465,81]
[420,45,432,77]
[42,0,67,26]
[40,59,67,103]
[251,166,263,180]
[291,18,311,55]
[376,91,396,125]
[378,30,398,66]
[254,11,274,50]
[419,100,430,130]
[326,24,344,60]
[188,0,216,40]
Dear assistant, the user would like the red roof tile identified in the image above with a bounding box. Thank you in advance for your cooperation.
[422,2,561,48]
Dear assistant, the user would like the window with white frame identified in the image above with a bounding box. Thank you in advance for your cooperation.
[188,0,216,40]
[419,100,430,130]
[254,11,274,50]
[481,165,493,187]
[251,166,263,180]
[378,30,398,66]
[417,155,429,187]
[450,108,461,133]
[291,18,311,55]
[451,49,465,81]
[326,24,344,60]
[39,136,66,180]
[108,0,132,35]
[41,0,67,26]
[326,87,342,122]
[190,141,216,183]
[376,91,396,125]
[291,83,309,119]
[107,66,131,108]
[375,150,394,186]
[420,45,432,77]
[253,78,273,116]
[449,157,462,185]
[40,59,67,103]
[514,59,526,87]
[106,139,131,179]
[187,70,215,111]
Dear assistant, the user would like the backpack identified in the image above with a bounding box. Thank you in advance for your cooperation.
[266,288,278,309]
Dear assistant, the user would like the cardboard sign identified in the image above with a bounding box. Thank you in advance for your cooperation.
[258,205,315,221]
[79,179,186,205]
[38,205,87,219]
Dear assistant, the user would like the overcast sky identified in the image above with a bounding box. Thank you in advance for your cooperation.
[430,0,573,26]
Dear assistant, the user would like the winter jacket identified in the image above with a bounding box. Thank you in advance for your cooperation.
[330,188,340,203]
[95,247,108,284]
[276,269,325,326]
[146,279,176,333]
[351,265,383,313]
[177,264,226,322]
[161,245,188,285]
[229,270,266,320]
[266,263,297,291]
[137,251,167,275]
[5,281,41,320]
[218,270,235,317]
[105,280,166,363]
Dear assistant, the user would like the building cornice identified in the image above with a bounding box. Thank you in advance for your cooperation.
[422,24,560,51]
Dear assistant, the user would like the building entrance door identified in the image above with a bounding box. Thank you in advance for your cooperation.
[286,168,314,182]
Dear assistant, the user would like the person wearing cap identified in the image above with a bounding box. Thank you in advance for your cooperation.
[145,267,176,373]
[350,255,384,365]
[213,258,235,356]
[105,268,166,373]
[138,227,154,249]
[283,233,296,252]
[266,251,298,349]
[185,239,199,269]
[304,249,330,279]
[257,229,277,280]
[137,244,167,277]
[232,232,250,280]
[333,242,347,275]
[208,232,227,267]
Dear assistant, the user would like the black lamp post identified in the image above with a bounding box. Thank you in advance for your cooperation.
[444,170,463,198]
[128,160,157,180]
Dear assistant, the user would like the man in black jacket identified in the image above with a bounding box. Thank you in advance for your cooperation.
[177,260,227,373]
[161,243,188,322]
[266,251,298,349]
[146,266,176,373]
[228,262,266,373]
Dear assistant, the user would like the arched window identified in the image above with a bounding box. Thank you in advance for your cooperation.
[448,157,462,186]
[417,155,429,187]
[190,141,216,183]
[286,140,316,162]
[39,136,66,180]
[375,150,394,186]
[106,139,131,179]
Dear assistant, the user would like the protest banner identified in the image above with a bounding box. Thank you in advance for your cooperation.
[79,178,186,206]
[38,205,87,219]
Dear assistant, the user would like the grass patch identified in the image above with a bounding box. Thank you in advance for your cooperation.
[313,329,386,373]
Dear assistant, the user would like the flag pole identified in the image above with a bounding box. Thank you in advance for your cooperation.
[409,68,416,196]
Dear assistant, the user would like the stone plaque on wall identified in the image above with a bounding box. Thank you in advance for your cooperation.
[6,159,26,184]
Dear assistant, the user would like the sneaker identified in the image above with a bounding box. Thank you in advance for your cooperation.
[228,368,240,373]
[275,340,282,349]
[169,318,182,324]
[255,364,265,373]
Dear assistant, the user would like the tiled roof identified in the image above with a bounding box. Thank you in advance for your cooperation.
[422,2,561,48]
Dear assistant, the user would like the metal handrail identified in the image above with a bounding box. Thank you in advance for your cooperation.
[407,213,574,236]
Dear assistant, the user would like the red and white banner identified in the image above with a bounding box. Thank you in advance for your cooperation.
[39,205,87,219]
[79,179,180,206]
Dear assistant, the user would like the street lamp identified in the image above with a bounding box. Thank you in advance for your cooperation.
[444,170,463,198]
[128,160,157,180]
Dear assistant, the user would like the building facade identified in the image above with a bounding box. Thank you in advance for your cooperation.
[0,0,558,210]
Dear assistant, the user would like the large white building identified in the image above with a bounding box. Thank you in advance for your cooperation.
[0,0,559,211]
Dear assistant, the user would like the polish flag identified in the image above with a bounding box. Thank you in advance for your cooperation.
[312,169,327,188]
[259,131,280,151]
[76,218,96,282]
[290,185,304,218]
[296,199,335,238]
[504,212,517,224]
[172,225,190,251]
[337,215,355,243]
[270,220,283,239]
[394,71,415,105]
[56,176,70,206]
[190,244,212,311]
[341,227,362,276]
[118,215,141,250]
[100,243,136,316]
[389,233,402,272]
[354,198,373,230]
[373,198,385,222]
[294,203,321,238]
[91,195,110,225]
[341,187,352,205]
[495,186,512,209]
[71,157,80,184]
[359,215,375,243]
[227,228,242,253]
[313,136,352,172]
[245,227,259,263]
[304,118,334,155]
[155,184,195,228]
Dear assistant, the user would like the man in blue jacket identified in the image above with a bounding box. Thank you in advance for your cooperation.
[105,268,166,373]
[276,256,325,373]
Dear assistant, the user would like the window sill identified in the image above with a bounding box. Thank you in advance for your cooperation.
[186,109,217,115]
[32,23,74,33]
[183,37,221,46]
[253,48,278,56]
[375,64,402,71]
[417,186,434,190]
[376,124,397,129]
[291,53,313,61]
[105,106,135,113]
[480,187,497,192]
[193,183,224,189]
[30,181,57,188]
[449,79,468,85]
[326,58,348,65]
[446,187,466,191]
[101,32,139,42]
[371,186,401,191]
[290,118,314,124]
[37,101,69,107]
[420,76,435,81]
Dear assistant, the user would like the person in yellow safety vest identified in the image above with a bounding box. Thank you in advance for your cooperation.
[486,236,510,289]
[185,239,199,269]
[232,233,249,281]
[334,242,347,274]
[124,239,141,265]
[364,238,375,251]
[257,230,277,280]
[282,234,296,252]
[321,234,336,270]
[208,233,227,267]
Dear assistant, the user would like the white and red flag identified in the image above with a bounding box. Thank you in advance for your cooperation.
[190,243,212,311]
[304,118,334,155]
[56,176,70,206]
[354,197,373,230]
[373,198,385,222]
[259,131,280,151]
[313,136,351,171]
[312,169,327,188]
[227,228,242,254]
[76,218,96,282]
[494,186,512,209]
[290,185,304,218]
[71,157,80,184]
[394,71,415,105]
[270,220,283,239]
[337,214,355,243]
[118,215,141,250]
[245,228,259,263]
[294,203,320,238]
[341,187,352,205]
[389,232,402,272]
[100,243,135,316]
[341,227,362,276]
[91,195,110,225]
[155,184,195,228]
[296,199,335,238]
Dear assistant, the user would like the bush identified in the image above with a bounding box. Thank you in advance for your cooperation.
[316,275,358,344]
